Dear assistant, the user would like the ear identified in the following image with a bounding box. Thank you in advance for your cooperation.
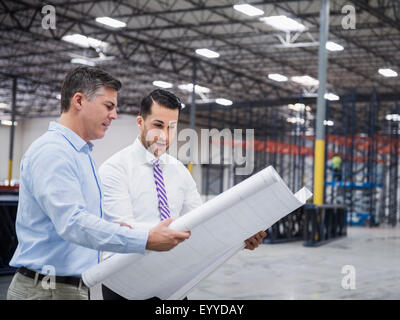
[136,115,143,128]
[71,92,85,111]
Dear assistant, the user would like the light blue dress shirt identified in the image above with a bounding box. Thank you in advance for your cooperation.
[9,121,149,277]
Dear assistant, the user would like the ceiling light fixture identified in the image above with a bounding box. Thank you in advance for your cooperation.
[326,41,344,52]
[62,34,109,49]
[233,4,264,17]
[215,98,233,106]
[152,80,173,89]
[178,83,210,94]
[268,73,288,82]
[291,75,319,87]
[260,15,307,32]
[195,48,220,59]
[379,68,398,77]
[324,93,340,101]
[96,17,126,28]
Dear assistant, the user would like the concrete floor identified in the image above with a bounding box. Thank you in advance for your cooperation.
[187,226,400,300]
[1,226,399,300]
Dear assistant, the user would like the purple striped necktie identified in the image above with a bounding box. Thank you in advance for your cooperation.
[152,159,171,220]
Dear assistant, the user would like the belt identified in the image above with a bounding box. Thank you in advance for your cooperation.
[17,267,87,288]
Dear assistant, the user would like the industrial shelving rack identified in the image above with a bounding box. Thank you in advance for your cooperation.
[199,89,400,228]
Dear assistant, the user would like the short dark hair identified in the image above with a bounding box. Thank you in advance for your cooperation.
[140,89,182,119]
[60,66,122,113]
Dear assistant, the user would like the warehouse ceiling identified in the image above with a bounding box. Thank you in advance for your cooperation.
[0,0,399,134]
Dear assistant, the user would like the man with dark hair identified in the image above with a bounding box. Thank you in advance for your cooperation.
[139,88,182,117]
[7,68,190,300]
[99,89,266,300]
[137,89,183,157]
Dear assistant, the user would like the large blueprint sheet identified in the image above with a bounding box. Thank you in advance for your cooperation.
[82,166,312,299]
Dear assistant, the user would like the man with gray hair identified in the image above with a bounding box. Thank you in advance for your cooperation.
[7,67,190,300]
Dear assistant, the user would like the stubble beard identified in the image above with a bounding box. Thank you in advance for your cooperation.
[140,128,168,158]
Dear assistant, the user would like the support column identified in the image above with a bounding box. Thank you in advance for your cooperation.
[8,77,17,186]
[188,59,197,175]
[313,0,330,205]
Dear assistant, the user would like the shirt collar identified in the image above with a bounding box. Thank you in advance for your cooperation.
[133,136,167,165]
[48,121,93,152]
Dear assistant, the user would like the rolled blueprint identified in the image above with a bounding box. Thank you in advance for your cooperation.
[82,165,312,299]
[168,166,281,231]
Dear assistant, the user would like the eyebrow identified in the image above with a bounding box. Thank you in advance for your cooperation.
[104,101,116,107]
[152,120,177,126]
[152,119,164,124]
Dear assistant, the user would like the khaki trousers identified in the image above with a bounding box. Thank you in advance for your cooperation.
[7,272,89,300]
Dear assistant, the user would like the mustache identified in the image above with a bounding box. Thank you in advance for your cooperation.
[146,137,167,144]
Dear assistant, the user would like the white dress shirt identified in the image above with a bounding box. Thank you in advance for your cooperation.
[99,137,203,231]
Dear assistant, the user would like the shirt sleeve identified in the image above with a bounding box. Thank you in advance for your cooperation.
[179,163,203,215]
[30,143,149,254]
